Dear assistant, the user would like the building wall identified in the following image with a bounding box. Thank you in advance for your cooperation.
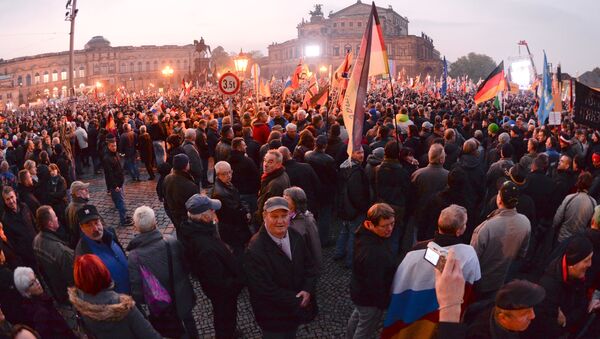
[0,39,195,105]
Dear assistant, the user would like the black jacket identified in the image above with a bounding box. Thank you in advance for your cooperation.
[17,183,41,214]
[375,158,410,211]
[523,170,558,224]
[553,169,576,204]
[228,150,260,195]
[2,203,37,268]
[102,150,124,190]
[526,256,589,338]
[256,168,290,225]
[244,136,261,167]
[338,160,371,221]
[162,170,198,230]
[178,219,243,299]
[212,179,251,247]
[350,226,396,309]
[454,153,486,206]
[243,227,318,332]
[305,150,337,205]
[283,159,320,213]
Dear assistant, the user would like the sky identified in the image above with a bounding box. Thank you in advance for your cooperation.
[0,0,598,75]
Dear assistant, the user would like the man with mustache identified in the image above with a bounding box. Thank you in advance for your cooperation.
[74,204,129,294]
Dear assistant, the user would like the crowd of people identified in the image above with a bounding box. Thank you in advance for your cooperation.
[0,79,599,339]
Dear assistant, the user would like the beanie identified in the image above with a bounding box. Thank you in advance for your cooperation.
[172,154,189,171]
[488,123,499,134]
[565,236,593,266]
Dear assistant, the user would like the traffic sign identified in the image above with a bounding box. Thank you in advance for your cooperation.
[218,72,241,96]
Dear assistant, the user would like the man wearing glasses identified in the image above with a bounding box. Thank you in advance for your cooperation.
[346,203,396,338]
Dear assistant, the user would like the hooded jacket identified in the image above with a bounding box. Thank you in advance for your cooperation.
[69,287,161,339]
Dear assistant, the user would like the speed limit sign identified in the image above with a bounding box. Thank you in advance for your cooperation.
[218,72,241,95]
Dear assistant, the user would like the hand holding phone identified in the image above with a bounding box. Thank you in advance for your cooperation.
[424,241,448,271]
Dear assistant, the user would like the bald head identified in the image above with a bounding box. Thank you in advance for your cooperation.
[277,146,291,161]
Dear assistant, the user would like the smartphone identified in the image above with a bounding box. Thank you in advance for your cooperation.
[424,241,448,271]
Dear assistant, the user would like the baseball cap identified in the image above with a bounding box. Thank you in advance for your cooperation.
[263,196,289,212]
[77,204,102,225]
[185,194,221,214]
[495,280,545,310]
[70,181,90,194]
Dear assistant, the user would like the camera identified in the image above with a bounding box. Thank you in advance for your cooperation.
[424,241,448,271]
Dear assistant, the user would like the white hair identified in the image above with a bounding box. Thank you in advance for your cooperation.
[286,123,297,132]
[14,267,35,298]
[185,128,196,140]
[133,206,156,233]
[214,161,231,175]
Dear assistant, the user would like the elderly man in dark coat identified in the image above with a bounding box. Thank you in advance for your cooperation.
[182,128,203,187]
[228,137,260,219]
[137,125,155,180]
[127,206,198,338]
[256,149,290,227]
[244,197,318,338]
[162,154,199,237]
[212,161,251,256]
[179,194,244,339]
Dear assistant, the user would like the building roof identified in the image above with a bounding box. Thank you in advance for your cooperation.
[329,1,397,18]
[84,36,111,49]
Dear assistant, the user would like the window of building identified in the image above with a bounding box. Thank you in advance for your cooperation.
[349,22,353,27]
[61,86,67,97]
[26,74,31,86]
[61,69,67,80]
[146,61,150,71]
[333,46,340,56]
[154,61,158,71]
[52,87,58,98]
[130,62,135,73]
[358,22,362,27]
[344,44,352,54]
[79,66,85,78]
[183,60,188,71]
[137,62,143,72]
[93,64,100,75]
[120,63,127,73]
[34,73,40,84]
[341,22,345,27]
[101,65,108,74]
[43,71,49,83]
[17,75,22,86]
[176,60,181,69]
[52,71,58,82]
[333,23,337,27]
[109,64,116,74]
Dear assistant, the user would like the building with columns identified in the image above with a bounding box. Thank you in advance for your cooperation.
[261,1,442,79]
[0,36,195,107]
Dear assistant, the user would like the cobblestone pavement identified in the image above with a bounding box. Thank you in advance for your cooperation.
[82,165,355,338]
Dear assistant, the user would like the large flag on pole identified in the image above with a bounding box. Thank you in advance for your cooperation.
[341,2,390,157]
[537,51,554,125]
[441,56,448,97]
[333,51,353,89]
[302,74,318,109]
[474,61,505,104]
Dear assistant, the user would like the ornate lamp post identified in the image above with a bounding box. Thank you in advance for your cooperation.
[233,49,249,113]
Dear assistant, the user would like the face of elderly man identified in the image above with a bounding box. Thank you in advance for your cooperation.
[216,163,233,185]
[81,218,104,241]
[264,208,290,239]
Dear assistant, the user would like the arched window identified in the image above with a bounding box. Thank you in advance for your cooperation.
[130,62,134,73]
[344,44,352,54]
[52,87,59,98]
[43,71,49,83]
[61,69,67,80]
[120,63,126,73]
[34,73,40,84]
[17,75,23,86]
[79,66,85,78]
[153,60,158,71]
[146,61,150,72]
[52,70,58,82]
[61,85,67,97]
[26,74,32,86]
[137,62,143,72]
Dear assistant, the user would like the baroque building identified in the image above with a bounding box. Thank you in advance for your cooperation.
[0,36,195,107]
[261,1,442,79]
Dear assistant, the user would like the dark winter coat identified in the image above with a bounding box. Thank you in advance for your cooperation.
[178,219,244,299]
[256,167,291,225]
[338,159,371,221]
[305,149,338,205]
[162,170,199,230]
[350,225,396,309]
[2,203,37,268]
[228,150,260,195]
[212,179,251,247]
[126,230,195,319]
[102,150,124,190]
[243,227,318,332]
[454,153,486,206]
[32,230,74,305]
[283,159,320,213]
[21,294,77,338]
[17,183,41,214]
[214,138,232,163]
[182,140,203,184]
[375,158,410,214]
[137,132,153,163]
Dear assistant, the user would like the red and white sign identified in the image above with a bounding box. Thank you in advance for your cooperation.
[218,72,241,95]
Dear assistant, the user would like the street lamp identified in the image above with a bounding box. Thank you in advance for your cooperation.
[162,65,174,88]
[319,65,327,73]
[233,49,249,77]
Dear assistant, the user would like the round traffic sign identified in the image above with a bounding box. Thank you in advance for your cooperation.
[218,72,241,95]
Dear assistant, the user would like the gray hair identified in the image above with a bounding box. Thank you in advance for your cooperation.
[437,204,467,234]
[498,132,510,145]
[267,149,283,163]
[140,125,147,133]
[13,267,35,298]
[283,186,308,213]
[286,123,297,132]
[428,143,445,165]
[214,161,231,175]
[133,206,156,233]
[277,146,291,161]
[185,128,196,140]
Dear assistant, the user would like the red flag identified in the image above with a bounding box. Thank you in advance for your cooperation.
[302,74,318,109]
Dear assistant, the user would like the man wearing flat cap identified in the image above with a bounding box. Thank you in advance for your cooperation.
[244,196,318,338]
[178,194,244,339]
[466,279,545,338]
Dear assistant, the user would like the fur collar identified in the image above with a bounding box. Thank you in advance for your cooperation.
[68,287,134,322]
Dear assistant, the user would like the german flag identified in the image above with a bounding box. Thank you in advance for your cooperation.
[474,61,505,105]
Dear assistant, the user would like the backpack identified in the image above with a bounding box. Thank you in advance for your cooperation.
[131,243,172,316]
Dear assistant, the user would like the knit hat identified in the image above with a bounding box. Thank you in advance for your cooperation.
[172,154,189,171]
[488,123,499,134]
[565,236,593,266]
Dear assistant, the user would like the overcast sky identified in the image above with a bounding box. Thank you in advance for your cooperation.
[0,0,597,74]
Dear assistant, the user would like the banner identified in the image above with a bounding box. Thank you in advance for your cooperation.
[574,81,600,129]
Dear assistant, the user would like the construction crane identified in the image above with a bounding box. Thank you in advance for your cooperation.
[518,40,538,77]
